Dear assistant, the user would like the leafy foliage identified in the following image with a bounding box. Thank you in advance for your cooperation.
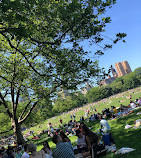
[86,85,112,103]
[53,93,87,114]
[0,0,126,143]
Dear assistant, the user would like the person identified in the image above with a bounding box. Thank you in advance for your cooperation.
[137,97,141,106]
[59,119,62,124]
[81,124,99,158]
[130,101,136,109]
[129,94,132,100]
[60,131,70,142]
[82,116,85,121]
[16,146,22,158]
[6,148,14,158]
[74,129,88,155]
[22,144,30,158]
[42,141,53,158]
[75,129,87,149]
[100,117,111,133]
[99,116,115,145]
[28,143,46,158]
[113,107,118,114]
[52,134,75,158]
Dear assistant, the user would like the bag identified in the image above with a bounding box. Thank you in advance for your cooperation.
[91,144,107,158]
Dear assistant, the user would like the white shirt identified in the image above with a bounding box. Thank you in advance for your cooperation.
[100,119,111,132]
[22,152,30,158]
[130,103,136,109]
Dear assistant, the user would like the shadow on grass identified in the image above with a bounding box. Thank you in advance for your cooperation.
[27,108,141,158]
[103,108,141,158]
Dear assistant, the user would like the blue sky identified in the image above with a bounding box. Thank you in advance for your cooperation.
[83,0,141,74]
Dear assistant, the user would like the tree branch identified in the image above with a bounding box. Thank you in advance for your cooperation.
[0,92,13,118]
[32,52,40,60]
[3,89,10,98]
[19,101,38,124]
[18,100,32,121]
[30,37,57,45]
[11,83,15,114]
[1,33,46,76]
[0,126,14,135]
[15,86,21,112]
[2,33,76,79]
[0,74,11,83]
[30,27,70,45]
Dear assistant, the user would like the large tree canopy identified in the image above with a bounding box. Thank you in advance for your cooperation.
[0,0,126,144]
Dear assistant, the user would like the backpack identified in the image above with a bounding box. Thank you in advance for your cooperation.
[91,144,107,158]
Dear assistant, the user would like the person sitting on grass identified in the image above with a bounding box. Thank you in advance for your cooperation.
[137,97,141,106]
[113,107,118,115]
[42,141,52,157]
[60,131,70,142]
[21,144,30,158]
[16,146,22,158]
[75,129,87,149]
[52,134,75,158]
[130,100,137,109]
[81,124,99,158]
[28,143,46,158]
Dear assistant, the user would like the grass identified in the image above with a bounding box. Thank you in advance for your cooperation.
[25,86,141,158]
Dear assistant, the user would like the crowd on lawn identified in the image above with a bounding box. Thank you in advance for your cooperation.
[0,96,141,158]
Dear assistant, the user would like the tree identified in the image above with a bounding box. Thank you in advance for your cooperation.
[0,0,126,144]
[86,85,111,103]
[134,67,141,84]
[123,72,140,89]
[53,92,87,114]
[110,76,125,93]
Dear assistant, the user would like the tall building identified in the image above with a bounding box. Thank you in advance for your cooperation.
[115,61,132,77]
[121,61,132,74]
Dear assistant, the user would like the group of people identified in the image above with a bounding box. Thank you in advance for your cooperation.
[88,97,141,122]
[42,122,108,158]
[0,119,112,158]
[0,141,53,158]
[1,96,141,158]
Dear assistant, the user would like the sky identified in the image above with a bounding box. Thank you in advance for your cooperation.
[83,0,141,74]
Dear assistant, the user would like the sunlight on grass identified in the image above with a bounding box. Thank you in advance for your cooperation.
[25,87,141,158]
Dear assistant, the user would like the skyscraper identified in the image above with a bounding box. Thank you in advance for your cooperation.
[115,61,132,77]
[121,61,132,74]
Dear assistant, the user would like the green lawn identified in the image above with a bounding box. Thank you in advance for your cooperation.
[25,87,141,158]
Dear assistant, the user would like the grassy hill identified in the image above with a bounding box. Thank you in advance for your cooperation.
[25,86,141,158]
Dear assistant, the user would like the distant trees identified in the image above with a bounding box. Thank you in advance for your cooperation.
[53,93,87,114]
[86,85,112,103]
[110,76,125,94]
[86,68,141,103]
[134,67,141,83]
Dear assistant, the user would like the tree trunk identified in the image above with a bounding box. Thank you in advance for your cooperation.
[12,119,25,145]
